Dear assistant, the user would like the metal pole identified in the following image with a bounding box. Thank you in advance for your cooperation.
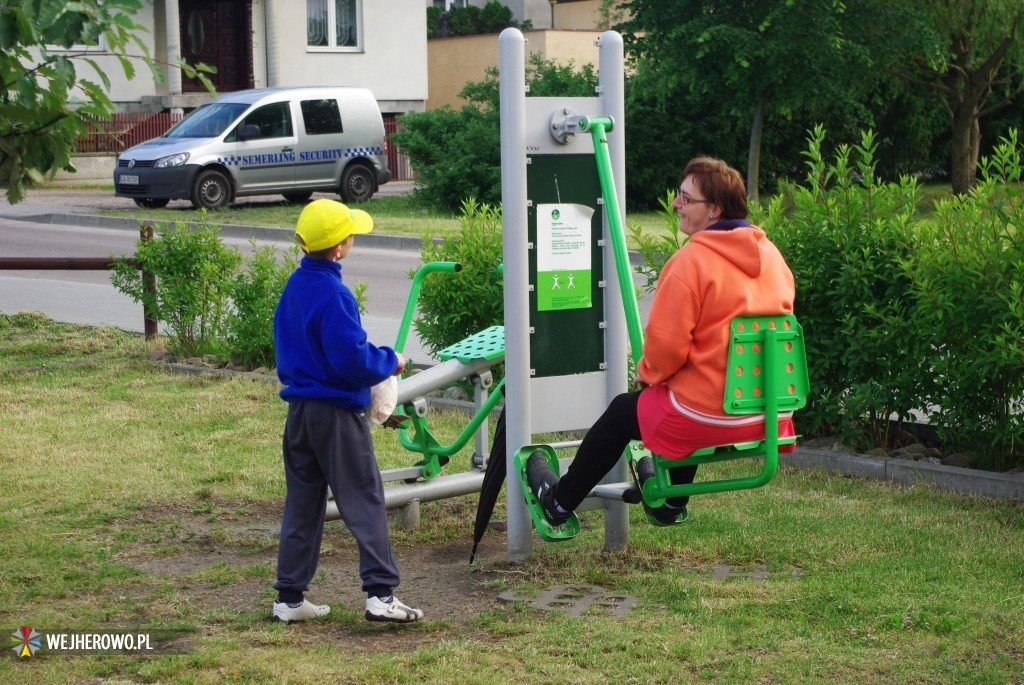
[325,469,486,520]
[140,224,158,340]
[499,28,533,563]
[597,30,630,551]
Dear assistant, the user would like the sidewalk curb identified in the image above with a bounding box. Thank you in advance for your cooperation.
[6,210,646,263]
[12,212,430,251]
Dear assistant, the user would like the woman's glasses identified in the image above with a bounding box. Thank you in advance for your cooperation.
[676,189,709,205]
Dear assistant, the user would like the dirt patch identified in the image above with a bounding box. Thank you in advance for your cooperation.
[113,498,515,653]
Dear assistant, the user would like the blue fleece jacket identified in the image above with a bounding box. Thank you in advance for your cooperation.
[274,255,398,411]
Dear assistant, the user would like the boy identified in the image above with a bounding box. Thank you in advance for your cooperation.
[271,198,423,624]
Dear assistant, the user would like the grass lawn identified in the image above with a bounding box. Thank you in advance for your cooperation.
[2,313,1020,684]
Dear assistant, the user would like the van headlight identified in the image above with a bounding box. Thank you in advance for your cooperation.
[154,152,190,168]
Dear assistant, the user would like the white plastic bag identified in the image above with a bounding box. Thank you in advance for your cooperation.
[368,375,398,425]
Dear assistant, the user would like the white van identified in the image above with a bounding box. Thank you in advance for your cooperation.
[114,86,391,209]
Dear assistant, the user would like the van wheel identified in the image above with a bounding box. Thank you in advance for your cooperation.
[191,169,232,210]
[134,198,170,209]
[340,164,375,203]
[282,191,313,204]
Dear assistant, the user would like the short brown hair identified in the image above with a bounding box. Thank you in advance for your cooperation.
[681,157,748,220]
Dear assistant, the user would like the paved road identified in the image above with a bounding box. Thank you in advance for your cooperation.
[0,188,434,363]
[0,186,651,367]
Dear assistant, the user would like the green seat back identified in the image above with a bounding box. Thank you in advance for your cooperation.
[636,314,809,505]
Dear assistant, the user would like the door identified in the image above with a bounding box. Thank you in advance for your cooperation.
[294,97,347,189]
[229,101,298,193]
[180,0,252,93]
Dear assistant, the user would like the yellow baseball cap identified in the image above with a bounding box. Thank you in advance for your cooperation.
[295,199,373,253]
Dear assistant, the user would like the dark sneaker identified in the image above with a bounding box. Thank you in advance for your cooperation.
[526,452,571,526]
[633,455,688,526]
[649,501,688,526]
[365,596,424,623]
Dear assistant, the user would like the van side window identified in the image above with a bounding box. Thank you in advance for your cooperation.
[230,102,293,141]
[301,99,344,135]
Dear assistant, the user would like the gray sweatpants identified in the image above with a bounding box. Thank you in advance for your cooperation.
[274,400,400,598]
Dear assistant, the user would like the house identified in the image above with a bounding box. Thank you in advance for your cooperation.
[426,0,608,110]
[59,1,427,180]
[428,0,607,31]
[84,0,427,118]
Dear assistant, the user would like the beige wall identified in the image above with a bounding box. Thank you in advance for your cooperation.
[554,1,604,30]
[427,29,601,110]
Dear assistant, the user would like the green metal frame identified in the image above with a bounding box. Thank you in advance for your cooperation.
[399,377,506,479]
[391,266,507,480]
[393,261,461,356]
[631,314,809,507]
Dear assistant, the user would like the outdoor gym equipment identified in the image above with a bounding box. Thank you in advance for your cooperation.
[498,28,810,558]
[325,260,506,524]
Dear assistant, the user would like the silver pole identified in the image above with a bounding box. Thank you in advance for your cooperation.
[598,31,630,551]
[325,470,486,519]
[499,28,532,563]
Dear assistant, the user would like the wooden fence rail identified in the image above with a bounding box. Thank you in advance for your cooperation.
[0,227,158,339]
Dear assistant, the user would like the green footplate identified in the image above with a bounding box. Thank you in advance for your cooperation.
[513,445,580,542]
[437,325,505,363]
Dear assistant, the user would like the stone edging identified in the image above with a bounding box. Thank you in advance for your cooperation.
[783,447,1024,501]
[12,211,646,264]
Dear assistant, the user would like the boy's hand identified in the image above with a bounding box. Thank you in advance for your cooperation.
[393,353,407,376]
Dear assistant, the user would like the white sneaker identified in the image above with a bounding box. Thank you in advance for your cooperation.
[365,596,424,623]
[272,599,330,623]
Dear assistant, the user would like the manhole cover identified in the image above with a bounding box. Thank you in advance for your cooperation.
[498,584,638,618]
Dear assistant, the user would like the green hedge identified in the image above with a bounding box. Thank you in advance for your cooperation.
[758,127,1023,469]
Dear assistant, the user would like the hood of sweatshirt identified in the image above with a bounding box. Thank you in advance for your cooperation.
[689,226,769,278]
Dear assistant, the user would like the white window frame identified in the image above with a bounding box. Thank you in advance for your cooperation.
[307,0,363,53]
[45,35,107,53]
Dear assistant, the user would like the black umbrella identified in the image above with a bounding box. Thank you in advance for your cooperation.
[469,392,507,564]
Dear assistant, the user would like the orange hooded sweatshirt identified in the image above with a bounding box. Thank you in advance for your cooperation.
[636,225,794,417]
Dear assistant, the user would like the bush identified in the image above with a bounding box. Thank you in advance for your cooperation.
[111,216,241,357]
[629,188,686,293]
[899,131,1024,468]
[226,241,298,369]
[761,127,923,448]
[394,54,597,212]
[426,1,530,39]
[412,199,504,355]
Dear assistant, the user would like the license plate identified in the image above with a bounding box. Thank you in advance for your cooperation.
[119,174,139,185]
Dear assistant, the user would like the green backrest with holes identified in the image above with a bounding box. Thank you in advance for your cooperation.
[639,313,809,505]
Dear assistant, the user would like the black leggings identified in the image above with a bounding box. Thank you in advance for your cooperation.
[554,391,697,512]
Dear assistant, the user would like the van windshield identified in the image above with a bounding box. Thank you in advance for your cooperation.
[163,103,250,139]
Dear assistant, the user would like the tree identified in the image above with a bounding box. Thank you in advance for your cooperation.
[618,0,873,201]
[0,0,212,203]
[394,53,597,211]
[874,0,1024,193]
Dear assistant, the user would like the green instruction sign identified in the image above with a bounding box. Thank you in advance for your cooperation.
[536,203,594,311]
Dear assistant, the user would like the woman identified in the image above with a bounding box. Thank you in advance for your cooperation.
[527,157,796,525]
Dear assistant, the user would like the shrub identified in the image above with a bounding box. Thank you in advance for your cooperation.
[629,188,686,294]
[394,54,597,212]
[226,241,298,370]
[900,131,1024,468]
[762,127,923,448]
[111,216,241,357]
[412,199,504,356]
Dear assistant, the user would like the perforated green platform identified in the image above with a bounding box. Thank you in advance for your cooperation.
[437,325,506,363]
[514,445,580,542]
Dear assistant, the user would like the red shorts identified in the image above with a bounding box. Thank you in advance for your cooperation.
[637,384,796,459]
